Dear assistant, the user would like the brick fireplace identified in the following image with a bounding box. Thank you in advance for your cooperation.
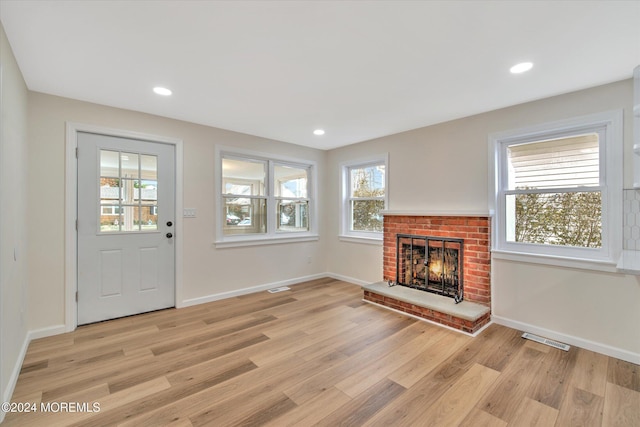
[363,214,491,334]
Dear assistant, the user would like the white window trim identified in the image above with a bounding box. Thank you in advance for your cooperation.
[488,110,623,270]
[339,153,389,244]
[214,145,318,248]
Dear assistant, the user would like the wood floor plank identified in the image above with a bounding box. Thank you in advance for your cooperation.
[510,397,559,426]
[4,279,639,426]
[476,344,546,422]
[602,382,640,427]
[262,387,351,427]
[372,363,499,427]
[458,408,507,427]
[572,347,609,396]
[387,327,468,388]
[607,358,640,392]
[528,344,578,409]
[555,386,604,427]
[334,322,446,398]
[317,378,406,426]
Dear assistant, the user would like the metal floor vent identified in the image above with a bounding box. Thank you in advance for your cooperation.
[267,286,291,294]
[522,332,570,351]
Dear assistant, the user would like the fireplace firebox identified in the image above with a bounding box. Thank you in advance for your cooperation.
[395,234,464,303]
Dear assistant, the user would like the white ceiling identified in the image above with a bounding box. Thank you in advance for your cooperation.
[1,1,639,150]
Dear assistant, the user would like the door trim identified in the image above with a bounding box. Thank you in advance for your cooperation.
[65,122,184,331]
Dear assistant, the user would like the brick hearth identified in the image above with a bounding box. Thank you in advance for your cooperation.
[363,214,492,333]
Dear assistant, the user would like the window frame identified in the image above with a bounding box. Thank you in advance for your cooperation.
[215,146,318,248]
[340,154,389,244]
[489,110,623,269]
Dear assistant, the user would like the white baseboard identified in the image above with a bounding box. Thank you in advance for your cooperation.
[492,315,640,365]
[28,324,67,341]
[179,273,329,307]
[1,323,67,420]
[2,333,30,421]
[325,272,371,287]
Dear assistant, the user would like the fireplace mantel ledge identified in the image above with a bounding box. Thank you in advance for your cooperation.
[381,210,492,217]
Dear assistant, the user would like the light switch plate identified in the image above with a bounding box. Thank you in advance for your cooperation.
[183,208,196,218]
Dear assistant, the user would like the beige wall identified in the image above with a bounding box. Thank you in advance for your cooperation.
[0,23,29,413]
[327,79,640,361]
[27,92,328,331]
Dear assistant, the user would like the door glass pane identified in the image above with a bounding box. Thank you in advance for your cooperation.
[120,179,139,204]
[142,205,158,230]
[121,152,139,178]
[100,150,120,177]
[100,177,121,204]
[141,155,157,180]
[98,151,160,234]
[100,205,121,232]
[120,205,141,232]
[138,180,157,204]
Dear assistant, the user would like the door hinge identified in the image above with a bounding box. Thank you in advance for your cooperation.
[75,219,78,230]
[75,291,78,302]
[75,147,78,158]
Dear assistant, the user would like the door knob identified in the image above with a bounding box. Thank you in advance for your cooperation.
[166,221,173,227]
[166,232,173,238]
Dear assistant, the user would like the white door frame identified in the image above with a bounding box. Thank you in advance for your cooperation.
[65,122,184,331]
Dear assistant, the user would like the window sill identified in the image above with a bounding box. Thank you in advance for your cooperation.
[339,235,383,246]
[616,250,640,275]
[491,249,618,273]
[215,233,319,249]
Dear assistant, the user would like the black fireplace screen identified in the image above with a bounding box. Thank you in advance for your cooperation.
[395,234,464,303]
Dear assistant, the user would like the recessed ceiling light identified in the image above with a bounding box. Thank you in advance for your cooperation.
[153,86,172,96]
[313,129,325,136]
[510,62,533,74]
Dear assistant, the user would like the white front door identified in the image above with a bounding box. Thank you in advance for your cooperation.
[77,132,175,325]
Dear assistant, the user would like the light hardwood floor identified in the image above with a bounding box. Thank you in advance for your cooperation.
[4,278,639,426]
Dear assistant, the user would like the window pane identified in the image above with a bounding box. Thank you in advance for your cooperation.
[137,180,158,204]
[277,200,309,232]
[507,134,599,190]
[350,164,385,198]
[100,205,122,232]
[121,153,139,178]
[141,205,158,231]
[116,205,141,232]
[222,157,265,196]
[351,200,384,232]
[120,179,139,204]
[140,154,157,180]
[100,177,120,203]
[223,197,266,235]
[100,150,119,177]
[506,192,601,248]
[275,164,308,198]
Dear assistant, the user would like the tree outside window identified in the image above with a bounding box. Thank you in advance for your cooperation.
[349,163,386,232]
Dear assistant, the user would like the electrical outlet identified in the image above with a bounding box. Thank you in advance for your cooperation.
[183,208,196,218]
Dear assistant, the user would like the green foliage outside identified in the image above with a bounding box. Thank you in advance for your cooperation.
[352,167,384,232]
[514,191,601,248]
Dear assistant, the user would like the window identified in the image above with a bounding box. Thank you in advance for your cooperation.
[99,150,158,232]
[216,148,316,246]
[341,155,388,241]
[490,111,622,266]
